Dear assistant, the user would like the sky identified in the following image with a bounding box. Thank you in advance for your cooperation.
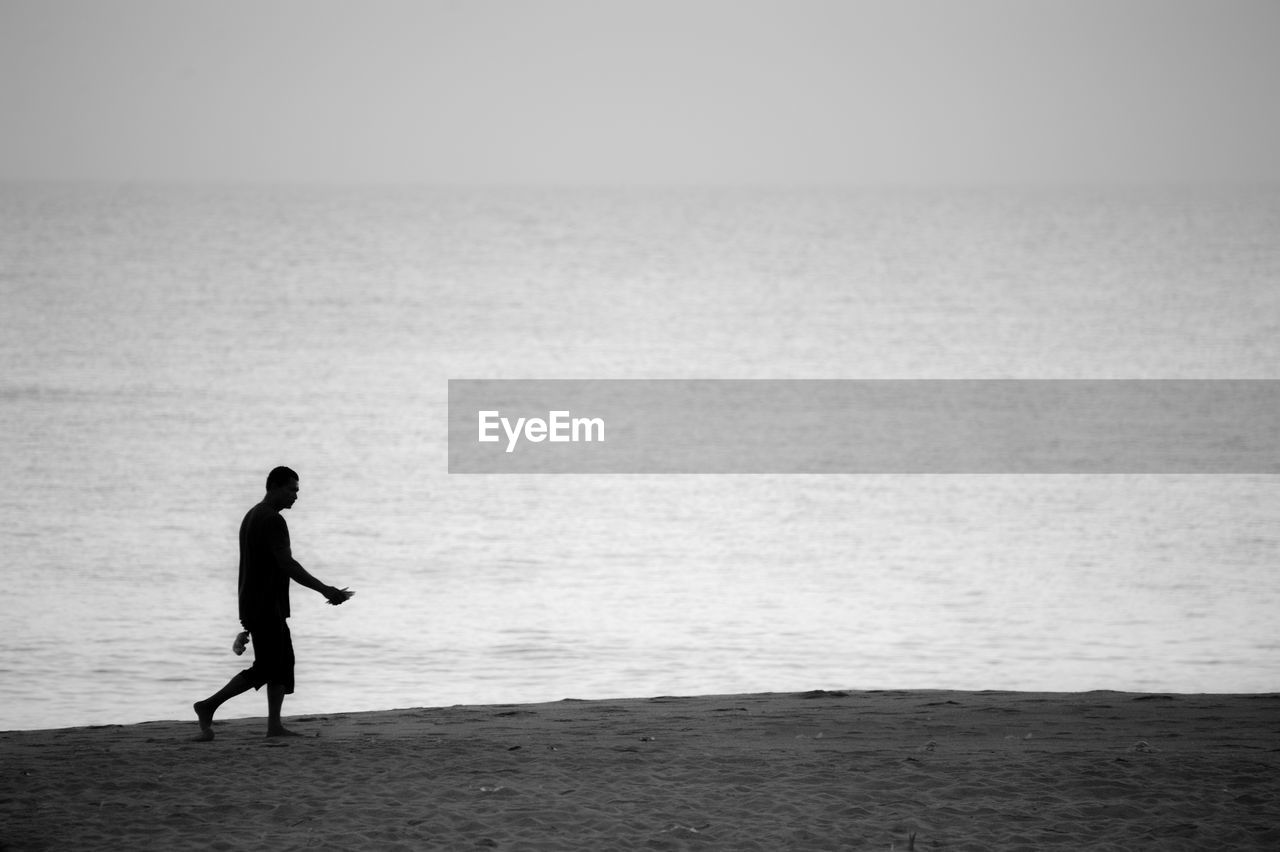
[1,0,1278,186]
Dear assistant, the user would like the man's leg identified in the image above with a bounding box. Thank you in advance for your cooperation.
[264,622,299,736]
[266,683,301,736]
[193,672,254,741]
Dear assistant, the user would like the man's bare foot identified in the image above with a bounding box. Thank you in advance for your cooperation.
[266,726,304,737]
[193,701,215,742]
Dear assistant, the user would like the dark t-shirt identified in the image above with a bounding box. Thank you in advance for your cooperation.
[238,502,292,627]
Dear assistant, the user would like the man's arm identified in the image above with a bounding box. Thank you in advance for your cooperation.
[272,539,353,605]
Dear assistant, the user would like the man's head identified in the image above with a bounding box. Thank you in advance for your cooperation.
[264,466,300,510]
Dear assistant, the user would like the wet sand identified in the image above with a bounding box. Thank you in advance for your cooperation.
[2,690,1278,850]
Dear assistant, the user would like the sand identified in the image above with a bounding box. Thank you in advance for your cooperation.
[2,690,1277,851]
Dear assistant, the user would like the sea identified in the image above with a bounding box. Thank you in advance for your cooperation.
[1,182,1277,731]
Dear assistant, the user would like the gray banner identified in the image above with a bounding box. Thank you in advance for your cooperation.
[448,380,1280,473]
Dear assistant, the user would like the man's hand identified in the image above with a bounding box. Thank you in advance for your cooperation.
[325,586,355,605]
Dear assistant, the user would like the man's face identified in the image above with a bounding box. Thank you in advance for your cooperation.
[270,478,300,510]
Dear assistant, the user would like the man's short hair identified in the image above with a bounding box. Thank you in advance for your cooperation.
[266,466,299,491]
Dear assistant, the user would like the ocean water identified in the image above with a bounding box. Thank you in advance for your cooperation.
[1,183,1278,731]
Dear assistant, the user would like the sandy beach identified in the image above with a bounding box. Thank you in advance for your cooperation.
[2,690,1277,851]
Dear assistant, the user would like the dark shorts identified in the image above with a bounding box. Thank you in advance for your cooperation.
[240,620,295,694]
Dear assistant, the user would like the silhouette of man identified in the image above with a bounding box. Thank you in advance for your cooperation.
[194,466,353,741]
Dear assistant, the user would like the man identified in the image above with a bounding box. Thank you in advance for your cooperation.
[194,466,353,741]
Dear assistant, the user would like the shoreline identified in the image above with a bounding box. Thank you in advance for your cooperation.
[3,689,1278,850]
